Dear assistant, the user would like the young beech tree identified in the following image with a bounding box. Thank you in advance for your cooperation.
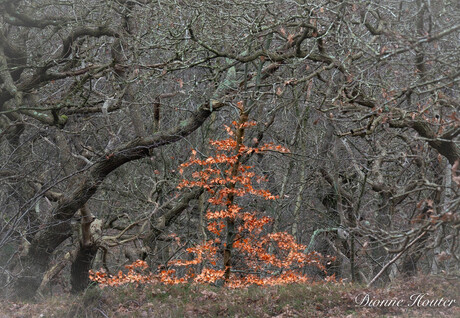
[90,103,330,287]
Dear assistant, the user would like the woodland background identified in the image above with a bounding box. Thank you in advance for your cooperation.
[0,0,459,304]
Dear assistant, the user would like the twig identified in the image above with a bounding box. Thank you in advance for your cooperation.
[367,229,428,287]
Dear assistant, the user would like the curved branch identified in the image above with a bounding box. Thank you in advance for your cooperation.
[62,26,118,59]
[389,118,460,165]
[13,101,224,298]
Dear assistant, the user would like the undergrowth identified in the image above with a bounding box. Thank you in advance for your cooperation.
[0,274,458,317]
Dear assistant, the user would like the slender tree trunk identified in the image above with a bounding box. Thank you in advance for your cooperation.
[223,106,248,281]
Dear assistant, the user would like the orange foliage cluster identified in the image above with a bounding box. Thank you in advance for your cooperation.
[89,119,332,288]
[89,260,156,288]
[161,118,329,286]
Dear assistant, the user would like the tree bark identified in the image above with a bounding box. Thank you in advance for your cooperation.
[70,244,99,293]
[70,205,101,293]
[11,102,222,299]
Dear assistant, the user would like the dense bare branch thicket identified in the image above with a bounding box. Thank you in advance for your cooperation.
[0,0,458,299]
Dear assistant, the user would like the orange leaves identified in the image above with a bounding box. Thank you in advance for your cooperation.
[207,205,242,220]
[169,238,221,269]
[124,259,148,270]
[194,268,225,284]
[89,260,156,288]
[231,120,256,129]
[209,138,237,151]
[91,119,327,290]
[167,119,327,287]
[88,269,107,285]
[250,188,278,200]
[208,220,225,235]
[157,269,188,285]
[224,125,235,136]
[258,142,290,154]
[240,213,271,233]
[177,122,289,201]
[224,271,310,288]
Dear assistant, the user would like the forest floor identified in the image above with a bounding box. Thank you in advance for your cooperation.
[0,274,459,317]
